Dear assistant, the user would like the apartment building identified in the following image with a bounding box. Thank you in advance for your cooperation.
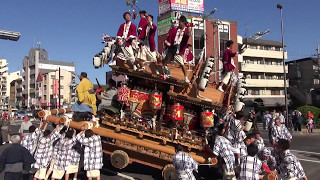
[9,78,23,108]
[0,59,21,109]
[22,48,75,107]
[238,37,288,107]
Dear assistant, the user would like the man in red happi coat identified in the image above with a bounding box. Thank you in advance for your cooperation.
[164,16,192,83]
[137,14,158,71]
[138,10,147,35]
[218,40,242,92]
[116,12,137,68]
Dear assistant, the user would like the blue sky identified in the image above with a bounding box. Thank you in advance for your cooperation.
[1,0,319,84]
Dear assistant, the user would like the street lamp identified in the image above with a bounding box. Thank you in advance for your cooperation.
[277,4,289,128]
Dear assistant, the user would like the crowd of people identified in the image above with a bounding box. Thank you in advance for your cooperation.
[0,120,103,180]
[173,108,307,180]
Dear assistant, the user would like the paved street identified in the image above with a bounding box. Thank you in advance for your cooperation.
[1,120,319,180]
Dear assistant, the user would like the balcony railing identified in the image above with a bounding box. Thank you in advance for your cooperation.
[245,79,289,88]
[242,48,288,59]
[241,63,288,73]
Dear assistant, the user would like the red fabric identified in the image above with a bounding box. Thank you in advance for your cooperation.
[117,22,137,47]
[222,48,237,71]
[138,18,147,32]
[186,50,194,62]
[262,163,272,173]
[138,23,157,52]
[305,112,314,119]
[165,27,190,55]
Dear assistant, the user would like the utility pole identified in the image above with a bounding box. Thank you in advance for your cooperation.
[277,4,289,128]
[58,67,61,108]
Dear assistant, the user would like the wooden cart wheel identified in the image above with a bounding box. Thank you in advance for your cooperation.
[162,164,177,180]
[111,150,129,169]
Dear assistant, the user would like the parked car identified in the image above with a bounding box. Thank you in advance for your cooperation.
[26,110,33,117]
[16,110,26,119]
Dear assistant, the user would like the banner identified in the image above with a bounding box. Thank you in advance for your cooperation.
[159,0,204,14]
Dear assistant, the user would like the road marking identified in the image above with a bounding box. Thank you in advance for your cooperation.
[290,149,320,155]
[103,168,135,180]
[298,158,320,164]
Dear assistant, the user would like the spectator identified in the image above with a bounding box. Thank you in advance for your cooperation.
[76,129,103,180]
[292,110,303,131]
[0,116,11,144]
[0,135,35,180]
[19,116,33,137]
[173,144,198,180]
[239,144,262,180]
[263,111,272,130]
[306,116,314,133]
[305,110,314,119]
[271,118,292,145]
[277,139,307,180]
[278,111,285,125]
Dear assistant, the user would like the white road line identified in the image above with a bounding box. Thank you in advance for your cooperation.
[298,158,320,164]
[290,149,320,155]
[103,168,135,180]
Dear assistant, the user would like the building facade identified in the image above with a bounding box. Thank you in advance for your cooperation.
[238,38,288,107]
[286,57,320,107]
[9,78,23,108]
[22,48,75,108]
[0,59,21,109]
[36,69,76,109]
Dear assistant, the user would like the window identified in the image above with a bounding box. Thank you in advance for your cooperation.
[275,47,281,51]
[60,76,64,80]
[251,74,258,79]
[219,24,230,57]
[251,90,260,95]
[60,95,64,99]
[44,85,47,91]
[60,85,64,89]
[264,46,272,51]
[314,79,319,85]
[51,85,53,89]
[51,75,56,79]
[44,75,47,81]
[271,90,280,95]
[250,45,257,49]
[259,46,264,50]
[44,95,47,100]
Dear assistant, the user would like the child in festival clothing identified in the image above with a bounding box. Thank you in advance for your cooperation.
[76,129,103,180]
[306,116,313,133]
[33,122,60,180]
[239,144,263,180]
[65,141,82,180]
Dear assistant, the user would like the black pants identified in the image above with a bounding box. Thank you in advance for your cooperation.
[294,122,302,131]
[4,172,22,180]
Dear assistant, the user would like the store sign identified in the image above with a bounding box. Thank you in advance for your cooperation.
[158,16,192,36]
[159,0,204,14]
[159,0,171,15]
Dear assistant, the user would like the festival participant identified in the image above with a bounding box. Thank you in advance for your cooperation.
[97,79,118,112]
[138,10,147,35]
[218,40,242,92]
[21,121,44,153]
[253,130,265,151]
[263,111,272,130]
[0,135,35,180]
[51,129,77,180]
[164,15,192,83]
[71,72,97,117]
[277,139,307,180]
[185,44,194,64]
[33,122,60,180]
[116,12,138,68]
[19,116,33,137]
[212,124,236,180]
[77,129,103,180]
[239,144,262,180]
[257,148,277,172]
[271,118,292,146]
[65,141,82,180]
[278,111,285,124]
[173,144,198,180]
[137,14,157,71]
